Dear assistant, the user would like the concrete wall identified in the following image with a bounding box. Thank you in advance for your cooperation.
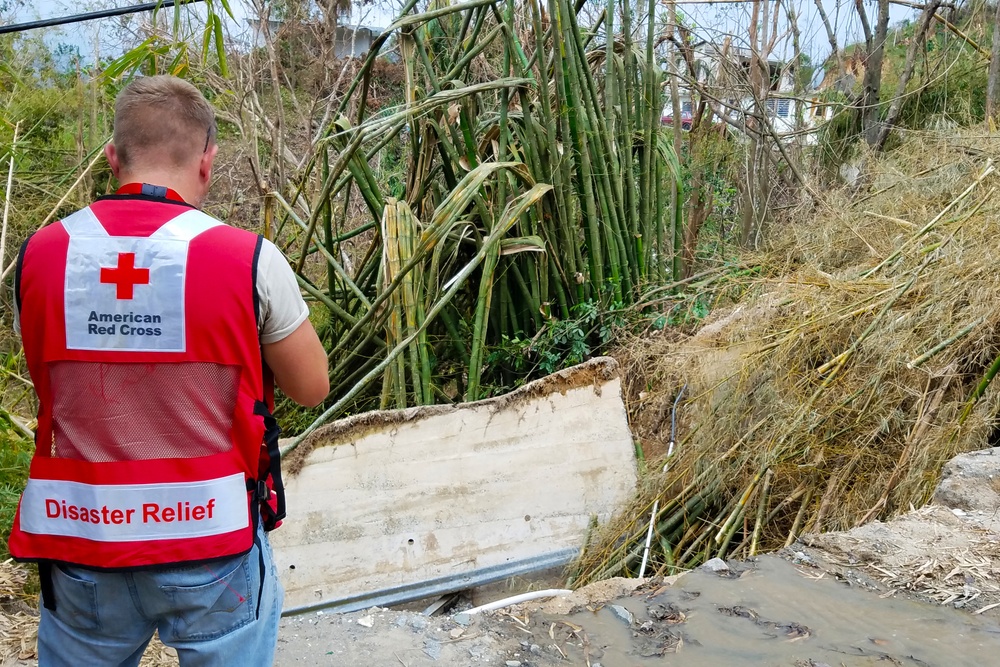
[271,357,638,611]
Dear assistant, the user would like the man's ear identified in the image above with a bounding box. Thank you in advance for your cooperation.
[105,143,121,179]
[199,143,219,185]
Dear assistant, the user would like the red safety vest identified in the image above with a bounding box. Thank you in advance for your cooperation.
[9,186,284,570]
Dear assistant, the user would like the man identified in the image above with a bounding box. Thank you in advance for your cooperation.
[8,75,329,666]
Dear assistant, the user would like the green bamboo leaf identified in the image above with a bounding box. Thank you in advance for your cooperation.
[201,22,213,66]
[168,44,189,77]
[214,0,237,20]
[172,0,181,36]
[328,78,535,144]
[213,14,228,77]
[420,161,535,253]
[101,38,158,81]
[500,236,546,255]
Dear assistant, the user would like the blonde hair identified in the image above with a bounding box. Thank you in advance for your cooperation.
[112,75,216,170]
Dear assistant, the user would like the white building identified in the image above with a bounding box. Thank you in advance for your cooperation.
[248,19,382,59]
[661,40,833,142]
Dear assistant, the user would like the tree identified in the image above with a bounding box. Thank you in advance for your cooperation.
[856,0,891,146]
[987,2,1000,123]
[875,0,942,151]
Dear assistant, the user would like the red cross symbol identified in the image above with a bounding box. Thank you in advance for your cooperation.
[100,253,150,300]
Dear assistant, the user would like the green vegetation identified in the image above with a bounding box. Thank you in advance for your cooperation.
[4,0,1000,586]
[0,429,31,559]
[576,132,1000,581]
[818,7,998,167]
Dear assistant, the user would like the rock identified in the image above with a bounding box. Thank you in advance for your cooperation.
[423,639,442,660]
[453,612,472,627]
[933,447,1000,513]
[409,616,429,630]
[609,604,634,626]
[357,615,374,628]
[701,557,730,573]
[450,628,465,639]
[505,661,522,667]
[530,644,542,655]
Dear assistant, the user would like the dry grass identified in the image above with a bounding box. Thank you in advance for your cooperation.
[574,131,1000,583]
[0,558,181,666]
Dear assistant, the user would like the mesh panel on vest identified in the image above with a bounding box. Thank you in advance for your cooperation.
[49,361,240,462]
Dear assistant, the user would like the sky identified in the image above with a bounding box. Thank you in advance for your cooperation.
[6,0,915,67]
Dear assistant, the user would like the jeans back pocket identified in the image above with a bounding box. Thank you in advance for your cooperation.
[158,553,255,642]
[51,564,102,632]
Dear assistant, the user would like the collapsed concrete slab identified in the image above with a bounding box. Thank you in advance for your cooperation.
[271,357,638,613]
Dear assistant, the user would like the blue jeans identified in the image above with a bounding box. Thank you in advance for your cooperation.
[37,522,282,667]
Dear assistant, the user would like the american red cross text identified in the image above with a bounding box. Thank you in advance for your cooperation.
[100,252,150,300]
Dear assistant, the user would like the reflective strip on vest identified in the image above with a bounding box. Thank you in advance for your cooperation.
[62,207,221,353]
[18,473,248,542]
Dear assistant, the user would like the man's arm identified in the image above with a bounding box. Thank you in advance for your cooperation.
[262,321,329,407]
[256,239,330,407]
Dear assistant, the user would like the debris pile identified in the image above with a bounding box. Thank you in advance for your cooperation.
[577,131,1000,581]
[798,446,1000,613]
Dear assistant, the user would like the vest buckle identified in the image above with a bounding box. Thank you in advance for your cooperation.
[256,479,270,501]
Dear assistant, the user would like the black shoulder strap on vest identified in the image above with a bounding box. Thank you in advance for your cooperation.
[251,235,263,327]
[14,234,33,315]
[253,401,285,530]
[250,234,285,530]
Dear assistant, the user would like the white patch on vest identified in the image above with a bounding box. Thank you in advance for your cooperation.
[62,208,221,352]
[18,473,248,542]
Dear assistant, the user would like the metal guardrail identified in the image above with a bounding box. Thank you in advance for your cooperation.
[280,547,578,616]
[0,0,206,36]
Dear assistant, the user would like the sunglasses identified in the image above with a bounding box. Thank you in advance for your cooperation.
[203,121,217,153]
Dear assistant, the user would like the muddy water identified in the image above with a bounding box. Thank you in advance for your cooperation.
[528,556,1000,666]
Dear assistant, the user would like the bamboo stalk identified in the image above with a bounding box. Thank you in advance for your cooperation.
[784,483,814,547]
[907,318,984,369]
[282,183,552,455]
[861,161,995,279]
[0,121,20,278]
[749,468,774,556]
[960,350,1000,423]
[466,244,500,401]
[715,468,766,544]
[272,193,372,310]
[0,140,107,290]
